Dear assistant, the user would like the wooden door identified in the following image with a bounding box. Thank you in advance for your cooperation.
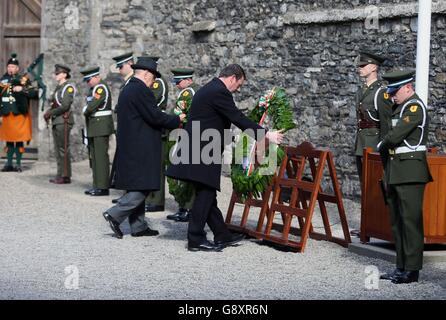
[1,0,41,158]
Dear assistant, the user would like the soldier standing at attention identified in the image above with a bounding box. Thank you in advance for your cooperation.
[110,52,134,204]
[80,67,115,196]
[351,51,393,237]
[378,70,432,284]
[166,68,200,222]
[44,64,76,184]
[355,51,393,180]
[0,53,38,172]
[144,56,170,213]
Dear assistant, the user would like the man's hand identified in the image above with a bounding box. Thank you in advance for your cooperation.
[266,129,284,145]
[12,86,23,93]
[179,113,187,122]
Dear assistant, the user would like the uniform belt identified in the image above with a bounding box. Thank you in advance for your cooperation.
[358,120,379,129]
[389,145,427,155]
[91,110,112,117]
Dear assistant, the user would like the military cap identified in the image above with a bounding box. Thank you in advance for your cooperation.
[80,66,100,82]
[382,70,415,94]
[55,64,71,79]
[149,57,160,63]
[171,68,194,84]
[7,53,19,66]
[112,52,134,69]
[131,57,161,78]
[357,51,386,67]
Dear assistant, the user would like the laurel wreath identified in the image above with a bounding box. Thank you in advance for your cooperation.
[230,87,296,201]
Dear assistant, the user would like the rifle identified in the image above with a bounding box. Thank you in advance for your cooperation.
[26,53,47,112]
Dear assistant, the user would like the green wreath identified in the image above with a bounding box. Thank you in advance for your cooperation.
[166,92,195,207]
[230,87,296,201]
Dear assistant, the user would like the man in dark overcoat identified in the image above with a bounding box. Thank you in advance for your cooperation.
[103,57,185,239]
[166,64,284,252]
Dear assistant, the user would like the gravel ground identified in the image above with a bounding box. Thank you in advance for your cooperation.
[0,159,445,300]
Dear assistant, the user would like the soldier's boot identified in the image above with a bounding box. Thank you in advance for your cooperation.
[391,270,419,284]
[380,268,404,281]
[167,207,186,220]
[176,209,191,222]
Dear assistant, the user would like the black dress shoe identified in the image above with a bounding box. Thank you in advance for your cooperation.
[90,189,110,196]
[188,241,223,252]
[14,166,22,172]
[391,271,419,284]
[131,228,159,237]
[1,165,14,172]
[350,229,361,237]
[166,208,186,220]
[102,212,123,239]
[111,198,120,204]
[145,204,165,212]
[176,210,191,222]
[380,268,404,281]
[214,233,245,247]
[85,188,95,195]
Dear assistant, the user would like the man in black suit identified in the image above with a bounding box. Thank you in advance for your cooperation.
[102,57,185,239]
[166,64,284,252]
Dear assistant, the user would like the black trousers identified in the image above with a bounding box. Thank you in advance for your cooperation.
[188,183,232,246]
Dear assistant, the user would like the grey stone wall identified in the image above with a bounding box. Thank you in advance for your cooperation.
[40,0,446,198]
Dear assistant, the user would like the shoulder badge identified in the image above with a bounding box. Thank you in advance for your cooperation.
[182,91,189,97]
[383,92,390,100]
[410,105,418,113]
[403,116,410,123]
[97,88,104,94]
[67,87,74,93]
[153,82,159,89]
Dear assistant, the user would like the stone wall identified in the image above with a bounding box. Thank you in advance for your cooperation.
[40,0,446,198]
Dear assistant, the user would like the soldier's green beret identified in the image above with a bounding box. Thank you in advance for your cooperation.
[357,51,387,67]
[80,66,100,82]
[112,52,134,68]
[382,70,415,94]
[171,68,194,84]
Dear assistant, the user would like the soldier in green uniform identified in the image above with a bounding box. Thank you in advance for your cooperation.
[378,70,432,284]
[144,56,170,212]
[0,53,38,172]
[80,67,115,196]
[44,64,76,184]
[110,52,134,204]
[355,51,393,180]
[350,51,394,237]
[165,68,200,222]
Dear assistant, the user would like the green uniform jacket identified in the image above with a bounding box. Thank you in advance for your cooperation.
[83,80,114,137]
[48,82,75,125]
[380,93,433,185]
[151,74,169,111]
[355,80,393,156]
[0,73,38,116]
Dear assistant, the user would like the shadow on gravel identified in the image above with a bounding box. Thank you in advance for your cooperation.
[156,219,188,241]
